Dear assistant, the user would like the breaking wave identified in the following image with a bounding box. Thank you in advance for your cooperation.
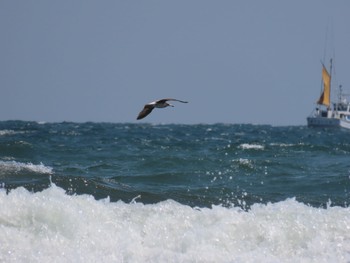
[0,161,53,175]
[239,143,265,150]
[0,184,349,262]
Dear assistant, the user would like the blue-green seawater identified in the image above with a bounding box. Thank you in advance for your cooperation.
[1,121,349,208]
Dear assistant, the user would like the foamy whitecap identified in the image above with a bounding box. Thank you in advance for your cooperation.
[0,130,16,136]
[0,185,349,262]
[0,161,53,174]
[270,143,295,147]
[234,158,254,169]
[239,143,265,150]
[0,130,30,136]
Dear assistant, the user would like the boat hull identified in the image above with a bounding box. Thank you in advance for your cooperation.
[307,116,350,129]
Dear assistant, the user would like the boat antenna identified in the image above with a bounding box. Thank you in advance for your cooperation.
[338,84,343,102]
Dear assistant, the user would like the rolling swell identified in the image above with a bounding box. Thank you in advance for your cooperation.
[0,121,349,209]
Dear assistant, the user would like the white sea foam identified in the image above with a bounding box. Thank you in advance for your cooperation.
[239,143,265,150]
[0,185,349,263]
[270,142,299,147]
[0,161,53,174]
[234,158,254,169]
[0,130,16,136]
[0,130,30,136]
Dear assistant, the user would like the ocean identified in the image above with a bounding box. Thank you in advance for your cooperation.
[0,121,349,262]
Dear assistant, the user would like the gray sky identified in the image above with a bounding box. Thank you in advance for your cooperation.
[1,1,349,125]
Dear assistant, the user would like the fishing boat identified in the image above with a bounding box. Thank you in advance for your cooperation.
[307,59,350,129]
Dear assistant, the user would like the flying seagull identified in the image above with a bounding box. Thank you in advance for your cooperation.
[137,98,188,120]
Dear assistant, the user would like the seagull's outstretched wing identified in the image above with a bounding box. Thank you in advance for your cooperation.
[157,98,188,104]
[137,104,155,120]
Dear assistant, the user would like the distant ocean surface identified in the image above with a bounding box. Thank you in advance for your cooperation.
[0,121,349,262]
